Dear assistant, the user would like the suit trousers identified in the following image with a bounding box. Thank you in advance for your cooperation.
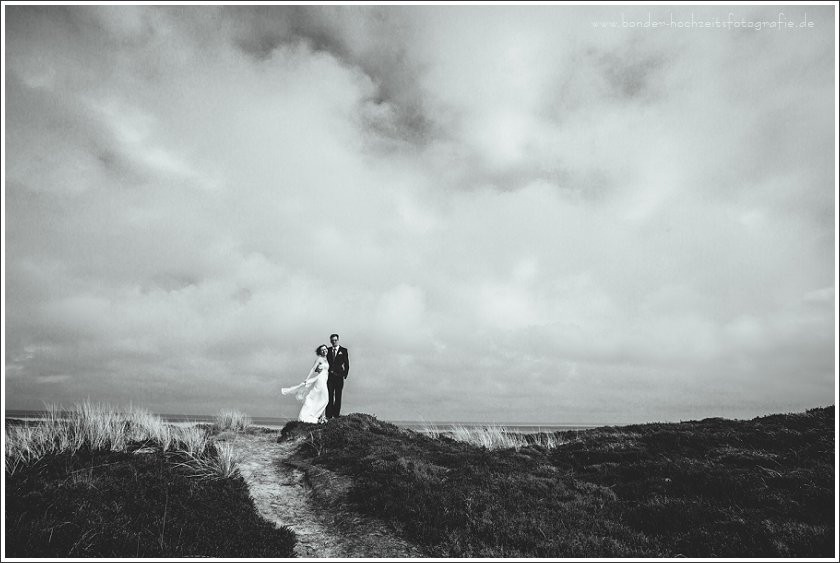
[326,375,344,418]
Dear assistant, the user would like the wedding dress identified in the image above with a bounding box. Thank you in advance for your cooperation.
[281,356,329,423]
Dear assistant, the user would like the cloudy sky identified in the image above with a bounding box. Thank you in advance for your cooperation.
[3,4,836,424]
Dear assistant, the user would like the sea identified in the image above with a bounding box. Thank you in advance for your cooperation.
[4,409,603,434]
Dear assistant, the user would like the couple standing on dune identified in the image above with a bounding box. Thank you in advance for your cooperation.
[281,333,350,424]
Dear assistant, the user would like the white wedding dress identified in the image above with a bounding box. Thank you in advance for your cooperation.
[281,356,329,423]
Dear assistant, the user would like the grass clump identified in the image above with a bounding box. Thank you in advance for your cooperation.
[448,424,520,449]
[175,442,243,480]
[214,409,252,432]
[429,423,563,450]
[282,407,834,558]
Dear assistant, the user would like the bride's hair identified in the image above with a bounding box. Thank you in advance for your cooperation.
[315,345,327,355]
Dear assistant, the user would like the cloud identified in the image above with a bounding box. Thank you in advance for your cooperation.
[4,5,835,423]
[223,5,435,146]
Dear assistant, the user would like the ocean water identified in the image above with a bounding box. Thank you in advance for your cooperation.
[5,409,601,434]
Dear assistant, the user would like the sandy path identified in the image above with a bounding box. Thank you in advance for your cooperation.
[226,431,424,558]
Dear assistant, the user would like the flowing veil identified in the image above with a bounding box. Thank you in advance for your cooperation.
[281,378,317,402]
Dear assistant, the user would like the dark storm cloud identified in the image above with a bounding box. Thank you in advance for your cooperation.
[226,5,435,146]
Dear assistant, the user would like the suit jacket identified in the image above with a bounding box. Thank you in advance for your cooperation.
[327,346,350,379]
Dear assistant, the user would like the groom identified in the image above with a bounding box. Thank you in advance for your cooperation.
[326,333,349,419]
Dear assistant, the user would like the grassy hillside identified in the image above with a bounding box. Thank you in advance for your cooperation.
[5,447,295,557]
[5,404,295,557]
[281,406,835,558]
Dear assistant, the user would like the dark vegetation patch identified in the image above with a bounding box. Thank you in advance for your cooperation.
[281,415,652,557]
[281,407,835,558]
[5,446,296,558]
[547,407,834,557]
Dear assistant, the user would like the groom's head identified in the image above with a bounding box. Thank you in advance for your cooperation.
[330,334,339,347]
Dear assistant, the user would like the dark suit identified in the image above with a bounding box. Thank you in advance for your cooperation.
[326,346,349,418]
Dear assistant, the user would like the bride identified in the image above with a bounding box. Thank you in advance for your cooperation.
[281,344,329,423]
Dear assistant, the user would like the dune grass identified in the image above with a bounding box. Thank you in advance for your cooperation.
[174,441,244,480]
[282,407,834,558]
[424,423,563,450]
[4,402,218,475]
[213,409,252,432]
[5,402,296,557]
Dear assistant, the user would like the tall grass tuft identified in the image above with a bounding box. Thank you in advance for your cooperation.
[5,402,230,478]
[449,424,522,450]
[214,409,252,432]
[417,418,442,439]
[174,442,243,480]
[175,426,210,457]
[526,432,561,449]
[420,423,566,451]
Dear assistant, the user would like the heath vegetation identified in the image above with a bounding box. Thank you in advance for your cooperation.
[5,402,295,557]
[282,407,834,558]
